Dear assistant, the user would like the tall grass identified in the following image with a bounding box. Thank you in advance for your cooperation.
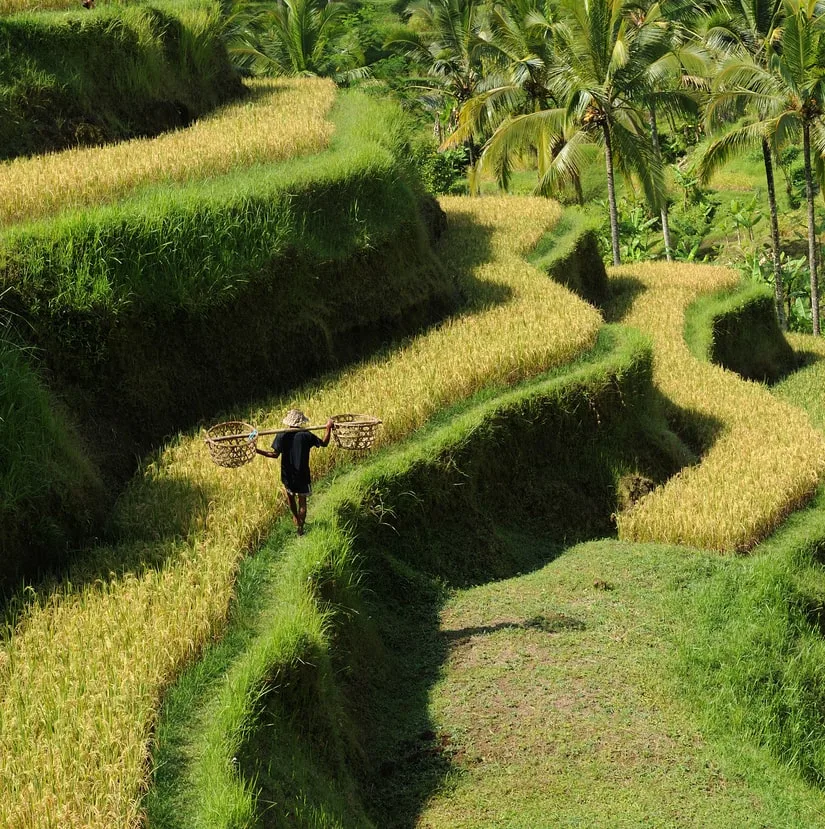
[0,1,241,160]
[0,78,336,226]
[0,197,600,828]
[614,262,825,551]
[1,0,138,15]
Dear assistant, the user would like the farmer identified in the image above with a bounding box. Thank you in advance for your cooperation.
[256,409,333,535]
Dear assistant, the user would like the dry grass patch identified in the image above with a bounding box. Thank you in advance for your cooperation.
[613,262,825,551]
[0,197,601,828]
[0,77,335,226]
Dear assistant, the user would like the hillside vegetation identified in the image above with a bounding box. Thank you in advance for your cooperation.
[144,259,825,825]
[0,1,241,160]
[0,81,458,579]
[0,77,335,225]
[145,325,690,827]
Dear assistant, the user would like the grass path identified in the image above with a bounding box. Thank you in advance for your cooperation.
[612,263,825,550]
[411,271,825,827]
[0,197,600,828]
[416,538,825,828]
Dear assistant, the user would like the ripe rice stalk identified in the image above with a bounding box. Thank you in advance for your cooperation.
[0,77,336,227]
[0,196,601,828]
[614,262,825,552]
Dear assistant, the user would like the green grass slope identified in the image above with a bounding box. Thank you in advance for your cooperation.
[0,333,104,586]
[529,208,608,308]
[684,282,796,383]
[0,1,242,160]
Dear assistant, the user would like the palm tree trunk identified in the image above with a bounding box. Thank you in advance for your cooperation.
[761,137,786,330]
[574,174,584,206]
[803,122,821,336]
[649,103,672,262]
[603,122,621,266]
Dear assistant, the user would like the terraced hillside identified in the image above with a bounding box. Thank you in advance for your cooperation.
[3,40,825,827]
[142,254,825,826]
[0,77,455,581]
[0,195,602,827]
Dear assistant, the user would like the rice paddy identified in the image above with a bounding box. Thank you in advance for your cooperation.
[613,262,825,551]
[0,196,602,828]
[0,77,336,226]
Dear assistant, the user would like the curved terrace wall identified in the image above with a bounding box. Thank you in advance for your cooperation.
[684,282,796,383]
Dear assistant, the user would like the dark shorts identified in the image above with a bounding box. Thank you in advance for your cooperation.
[284,483,312,497]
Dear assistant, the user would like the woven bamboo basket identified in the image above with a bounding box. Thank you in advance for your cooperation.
[205,421,257,468]
[330,413,383,451]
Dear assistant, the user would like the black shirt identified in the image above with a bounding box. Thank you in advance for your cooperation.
[272,429,323,493]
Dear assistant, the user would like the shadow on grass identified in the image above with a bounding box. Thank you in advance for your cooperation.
[351,534,576,829]
[794,349,824,372]
[603,275,647,323]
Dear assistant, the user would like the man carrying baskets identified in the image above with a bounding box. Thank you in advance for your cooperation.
[256,409,334,535]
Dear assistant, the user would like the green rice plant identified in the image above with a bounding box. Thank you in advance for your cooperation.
[0,196,600,828]
[777,333,825,434]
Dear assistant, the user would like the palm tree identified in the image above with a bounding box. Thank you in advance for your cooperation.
[441,0,579,196]
[637,0,709,261]
[475,0,666,265]
[701,0,825,334]
[698,0,789,329]
[386,0,491,161]
[229,0,363,80]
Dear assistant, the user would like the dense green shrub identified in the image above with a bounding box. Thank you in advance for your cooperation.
[413,139,469,195]
[530,209,608,307]
[684,283,796,382]
[0,0,242,160]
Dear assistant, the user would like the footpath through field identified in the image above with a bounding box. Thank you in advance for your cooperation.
[0,198,600,828]
[414,537,825,828]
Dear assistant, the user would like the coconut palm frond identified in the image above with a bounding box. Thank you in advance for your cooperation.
[696,120,766,183]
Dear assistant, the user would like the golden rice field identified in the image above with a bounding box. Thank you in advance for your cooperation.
[614,262,825,551]
[0,197,602,828]
[0,78,336,226]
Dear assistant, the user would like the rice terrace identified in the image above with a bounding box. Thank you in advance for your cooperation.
[9,1,825,827]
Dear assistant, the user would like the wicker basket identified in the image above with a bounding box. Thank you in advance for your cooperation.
[205,421,257,468]
[331,414,383,451]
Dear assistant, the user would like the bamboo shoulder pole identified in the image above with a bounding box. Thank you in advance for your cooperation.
[208,425,329,443]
